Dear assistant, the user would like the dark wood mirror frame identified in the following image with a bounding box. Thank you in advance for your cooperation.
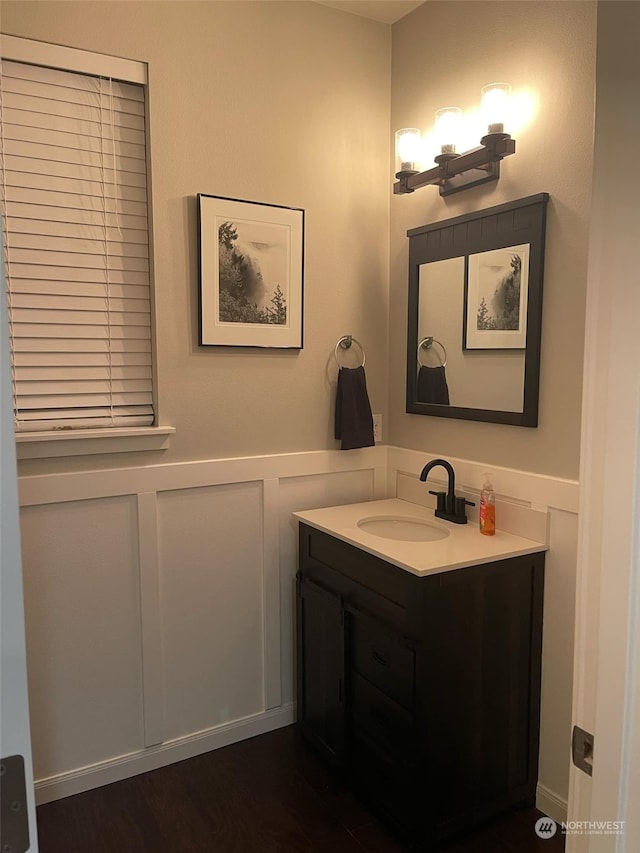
[406,193,549,427]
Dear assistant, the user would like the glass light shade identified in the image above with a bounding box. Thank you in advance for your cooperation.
[395,127,421,173]
[434,107,462,155]
[481,83,511,134]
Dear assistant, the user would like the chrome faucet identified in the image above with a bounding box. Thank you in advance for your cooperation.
[419,458,475,525]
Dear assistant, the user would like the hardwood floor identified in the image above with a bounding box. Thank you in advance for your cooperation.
[36,725,565,853]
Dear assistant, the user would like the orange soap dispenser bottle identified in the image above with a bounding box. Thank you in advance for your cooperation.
[479,474,496,536]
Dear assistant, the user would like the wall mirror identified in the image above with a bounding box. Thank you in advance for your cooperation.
[406,194,549,426]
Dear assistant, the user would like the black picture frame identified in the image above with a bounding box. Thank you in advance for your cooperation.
[198,193,305,349]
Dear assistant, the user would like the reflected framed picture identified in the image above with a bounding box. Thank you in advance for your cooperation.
[198,194,304,348]
[464,243,530,350]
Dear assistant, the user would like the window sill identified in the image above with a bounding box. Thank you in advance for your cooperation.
[15,426,176,460]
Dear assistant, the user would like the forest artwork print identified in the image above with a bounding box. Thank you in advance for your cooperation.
[465,243,530,350]
[218,220,287,325]
[199,195,304,348]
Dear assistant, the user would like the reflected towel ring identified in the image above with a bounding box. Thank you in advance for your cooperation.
[417,336,447,368]
[334,335,366,369]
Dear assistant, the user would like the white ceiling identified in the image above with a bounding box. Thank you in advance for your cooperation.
[314,0,425,25]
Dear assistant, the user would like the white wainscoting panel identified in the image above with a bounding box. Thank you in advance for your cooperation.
[19,449,383,802]
[137,491,165,747]
[278,468,375,705]
[20,496,145,780]
[537,507,579,822]
[388,446,579,514]
[157,482,264,741]
[16,445,578,813]
[262,478,282,711]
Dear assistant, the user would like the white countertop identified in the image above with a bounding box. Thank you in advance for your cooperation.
[293,498,547,577]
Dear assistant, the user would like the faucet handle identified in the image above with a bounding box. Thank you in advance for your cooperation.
[428,489,447,514]
[454,495,476,520]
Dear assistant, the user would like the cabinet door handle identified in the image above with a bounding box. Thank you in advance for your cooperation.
[372,649,388,667]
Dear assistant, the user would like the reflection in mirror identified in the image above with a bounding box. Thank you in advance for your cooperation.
[416,333,450,405]
[406,194,549,427]
[417,257,525,411]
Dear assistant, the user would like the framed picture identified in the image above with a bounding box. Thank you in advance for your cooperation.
[464,243,530,350]
[198,194,304,348]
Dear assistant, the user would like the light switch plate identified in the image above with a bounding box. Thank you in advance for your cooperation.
[373,414,382,443]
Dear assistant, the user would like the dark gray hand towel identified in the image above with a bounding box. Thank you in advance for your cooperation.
[417,365,450,405]
[334,366,375,450]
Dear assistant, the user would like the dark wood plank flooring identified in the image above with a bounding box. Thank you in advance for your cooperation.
[36,725,565,853]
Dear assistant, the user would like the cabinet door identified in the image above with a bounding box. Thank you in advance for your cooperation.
[296,575,345,766]
[420,555,543,825]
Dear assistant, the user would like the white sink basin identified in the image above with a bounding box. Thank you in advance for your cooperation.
[356,515,449,542]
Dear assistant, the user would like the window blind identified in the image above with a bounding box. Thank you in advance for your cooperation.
[0,59,154,431]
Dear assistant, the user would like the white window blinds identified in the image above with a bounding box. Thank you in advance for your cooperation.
[0,59,154,431]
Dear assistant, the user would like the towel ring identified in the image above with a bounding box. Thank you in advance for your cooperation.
[417,336,447,368]
[334,335,366,369]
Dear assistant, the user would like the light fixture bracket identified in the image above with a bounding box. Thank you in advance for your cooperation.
[394,135,516,197]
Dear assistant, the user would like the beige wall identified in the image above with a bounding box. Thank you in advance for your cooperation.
[4,1,596,482]
[389,1,596,480]
[2,0,391,474]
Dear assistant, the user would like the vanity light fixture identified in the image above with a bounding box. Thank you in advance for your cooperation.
[434,106,462,156]
[394,127,422,176]
[394,83,516,197]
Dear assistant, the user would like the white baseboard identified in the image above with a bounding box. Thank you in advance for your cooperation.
[537,782,568,824]
[35,704,295,804]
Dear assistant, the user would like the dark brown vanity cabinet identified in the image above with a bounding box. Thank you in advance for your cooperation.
[296,523,545,849]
